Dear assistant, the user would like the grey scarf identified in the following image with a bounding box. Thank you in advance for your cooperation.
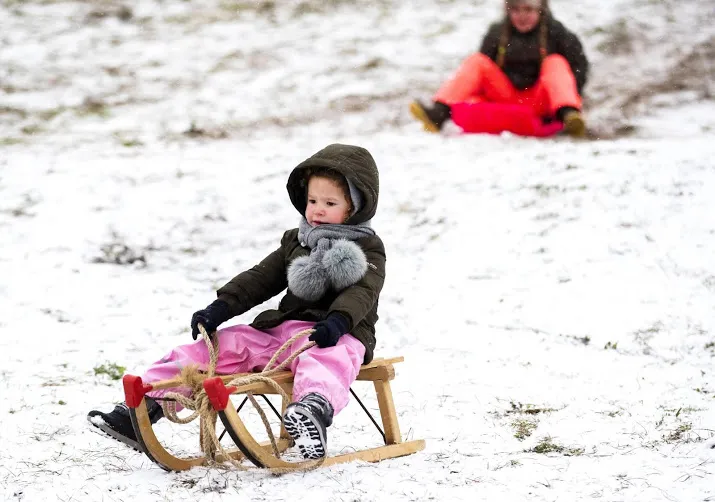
[287,218,376,301]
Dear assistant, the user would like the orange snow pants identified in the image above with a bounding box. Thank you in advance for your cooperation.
[433,53,581,117]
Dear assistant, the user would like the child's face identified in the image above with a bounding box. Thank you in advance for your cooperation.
[508,4,541,33]
[305,176,351,226]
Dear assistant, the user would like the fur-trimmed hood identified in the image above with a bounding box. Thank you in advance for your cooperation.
[286,144,380,225]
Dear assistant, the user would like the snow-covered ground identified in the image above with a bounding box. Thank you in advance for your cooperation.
[1,1,714,501]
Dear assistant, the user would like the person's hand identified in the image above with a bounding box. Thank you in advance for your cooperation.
[309,313,350,348]
[190,300,231,340]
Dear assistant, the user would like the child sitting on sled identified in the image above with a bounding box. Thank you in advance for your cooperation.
[89,143,385,460]
[410,0,589,137]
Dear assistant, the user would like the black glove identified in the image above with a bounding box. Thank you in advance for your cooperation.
[309,312,350,348]
[191,300,231,340]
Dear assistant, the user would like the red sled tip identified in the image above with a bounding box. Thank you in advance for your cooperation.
[123,374,153,408]
[203,377,232,411]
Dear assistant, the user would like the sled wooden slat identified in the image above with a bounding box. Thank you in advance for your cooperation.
[321,440,425,466]
[373,379,401,444]
[278,382,292,442]
[146,357,404,392]
[356,361,397,382]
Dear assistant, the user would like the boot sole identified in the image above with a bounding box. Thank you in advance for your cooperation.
[283,407,327,460]
[409,101,440,133]
[87,412,143,453]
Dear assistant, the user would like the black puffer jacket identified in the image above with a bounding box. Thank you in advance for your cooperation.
[480,14,589,93]
[216,144,385,363]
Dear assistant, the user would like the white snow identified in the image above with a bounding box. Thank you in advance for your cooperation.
[1,1,713,501]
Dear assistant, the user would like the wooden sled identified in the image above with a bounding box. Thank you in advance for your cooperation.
[451,101,564,137]
[122,357,425,471]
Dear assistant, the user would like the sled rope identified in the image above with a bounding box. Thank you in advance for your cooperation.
[160,325,222,456]
[161,324,325,472]
[160,327,220,425]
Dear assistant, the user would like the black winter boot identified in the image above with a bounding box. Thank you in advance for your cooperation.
[409,100,451,133]
[87,397,164,451]
[557,106,586,138]
[282,393,334,459]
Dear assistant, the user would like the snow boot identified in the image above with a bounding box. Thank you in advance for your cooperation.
[87,397,164,451]
[409,100,451,133]
[282,393,334,460]
[558,107,586,138]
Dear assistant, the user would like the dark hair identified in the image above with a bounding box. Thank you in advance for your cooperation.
[498,2,549,68]
[305,167,354,213]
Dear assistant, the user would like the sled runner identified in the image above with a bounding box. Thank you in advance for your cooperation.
[121,356,425,471]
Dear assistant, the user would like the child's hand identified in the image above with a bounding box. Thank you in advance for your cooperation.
[309,312,350,348]
[190,300,231,339]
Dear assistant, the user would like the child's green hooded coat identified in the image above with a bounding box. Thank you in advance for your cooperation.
[216,144,385,364]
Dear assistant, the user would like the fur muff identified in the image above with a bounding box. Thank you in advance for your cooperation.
[322,240,368,291]
[287,255,329,301]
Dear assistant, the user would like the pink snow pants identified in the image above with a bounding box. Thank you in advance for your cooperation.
[142,320,365,414]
